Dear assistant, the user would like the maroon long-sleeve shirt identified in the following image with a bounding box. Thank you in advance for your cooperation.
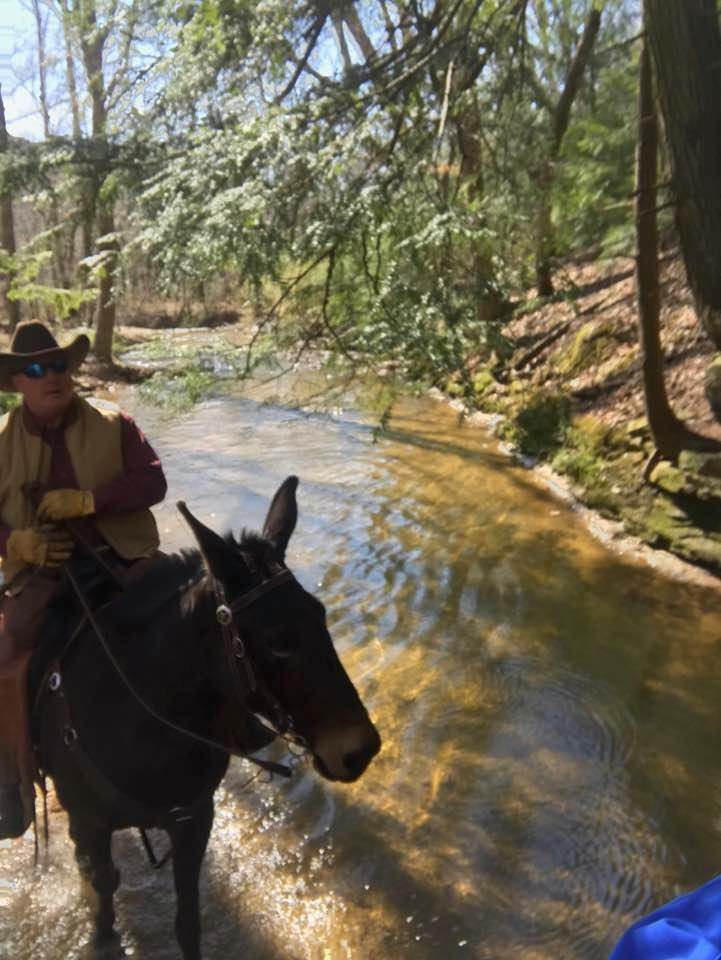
[0,403,167,556]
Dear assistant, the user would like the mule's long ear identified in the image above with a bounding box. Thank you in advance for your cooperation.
[178,501,234,580]
[262,475,298,561]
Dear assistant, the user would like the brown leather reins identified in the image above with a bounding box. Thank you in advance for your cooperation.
[16,487,308,868]
[61,555,297,780]
[38,547,300,869]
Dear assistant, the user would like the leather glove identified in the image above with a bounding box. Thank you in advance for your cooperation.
[6,525,74,568]
[37,489,95,521]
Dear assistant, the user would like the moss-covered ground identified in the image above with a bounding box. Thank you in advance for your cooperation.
[448,255,721,577]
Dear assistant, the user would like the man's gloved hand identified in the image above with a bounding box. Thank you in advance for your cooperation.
[6,525,74,568]
[37,489,95,521]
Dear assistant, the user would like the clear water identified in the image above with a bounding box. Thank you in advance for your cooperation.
[2,382,721,959]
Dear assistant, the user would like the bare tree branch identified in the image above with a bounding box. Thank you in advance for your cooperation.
[331,11,353,72]
[379,0,399,52]
[274,13,327,105]
[343,4,376,62]
[434,57,454,160]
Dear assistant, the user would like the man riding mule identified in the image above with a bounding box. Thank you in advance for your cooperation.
[0,320,167,839]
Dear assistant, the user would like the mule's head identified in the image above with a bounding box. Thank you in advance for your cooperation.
[179,476,381,783]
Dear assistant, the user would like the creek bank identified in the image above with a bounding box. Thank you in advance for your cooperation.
[427,389,721,591]
[444,254,721,587]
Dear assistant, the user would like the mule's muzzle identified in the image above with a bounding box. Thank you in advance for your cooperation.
[342,739,381,780]
[312,724,381,783]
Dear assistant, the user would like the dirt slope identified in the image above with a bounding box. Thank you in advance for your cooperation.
[469,252,721,582]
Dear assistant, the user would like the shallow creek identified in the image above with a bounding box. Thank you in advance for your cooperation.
[2,379,721,960]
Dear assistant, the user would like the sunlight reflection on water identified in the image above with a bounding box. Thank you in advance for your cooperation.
[2,380,721,959]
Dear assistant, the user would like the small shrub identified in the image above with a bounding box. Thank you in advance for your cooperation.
[472,367,495,398]
[552,440,605,488]
[138,367,215,412]
[504,390,572,458]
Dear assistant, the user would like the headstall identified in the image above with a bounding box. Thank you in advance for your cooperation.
[213,566,297,738]
[52,562,303,782]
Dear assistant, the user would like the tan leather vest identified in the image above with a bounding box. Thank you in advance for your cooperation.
[0,396,160,579]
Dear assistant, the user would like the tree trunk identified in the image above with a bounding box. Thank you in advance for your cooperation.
[452,101,505,324]
[60,0,88,298]
[32,0,51,136]
[535,161,554,297]
[92,202,116,362]
[0,85,20,331]
[61,0,82,141]
[79,0,116,362]
[646,0,721,348]
[635,38,721,459]
[535,6,603,297]
[459,107,503,322]
[635,43,683,456]
[32,0,69,291]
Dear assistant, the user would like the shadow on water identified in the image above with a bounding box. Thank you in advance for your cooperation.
[99,511,720,960]
[5,386,721,960]
[207,786,557,960]
[99,828,283,960]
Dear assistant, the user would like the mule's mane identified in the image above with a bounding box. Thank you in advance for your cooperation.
[231,531,281,571]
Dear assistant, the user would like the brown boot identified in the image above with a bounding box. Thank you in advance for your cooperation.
[0,650,36,840]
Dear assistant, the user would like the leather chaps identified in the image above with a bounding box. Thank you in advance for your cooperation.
[0,570,63,821]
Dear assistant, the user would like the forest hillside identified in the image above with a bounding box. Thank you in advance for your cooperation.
[454,252,721,576]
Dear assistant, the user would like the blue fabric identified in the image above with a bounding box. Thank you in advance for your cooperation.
[610,875,721,960]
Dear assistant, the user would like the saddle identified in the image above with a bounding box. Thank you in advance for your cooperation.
[0,550,119,840]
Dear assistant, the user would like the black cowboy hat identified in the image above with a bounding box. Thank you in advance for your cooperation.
[0,321,90,391]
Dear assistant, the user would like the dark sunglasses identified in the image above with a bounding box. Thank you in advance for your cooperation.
[20,358,69,379]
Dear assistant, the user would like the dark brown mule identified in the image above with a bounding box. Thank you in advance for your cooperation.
[30,476,380,959]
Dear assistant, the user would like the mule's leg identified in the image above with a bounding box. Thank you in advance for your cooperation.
[69,818,120,943]
[168,799,214,960]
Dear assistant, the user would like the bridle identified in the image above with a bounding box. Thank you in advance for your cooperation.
[30,556,307,869]
[56,555,307,780]
[18,482,306,776]
[212,564,299,743]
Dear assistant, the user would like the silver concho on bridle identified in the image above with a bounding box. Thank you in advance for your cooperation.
[216,604,233,625]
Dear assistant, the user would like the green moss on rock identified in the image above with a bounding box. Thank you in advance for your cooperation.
[554,320,622,377]
[679,450,721,480]
[625,416,649,439]
[472,368,495,398]
[675,536,721,569]
[649,462,687,496]
[643,496,693,543]
[633,494,721,570]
